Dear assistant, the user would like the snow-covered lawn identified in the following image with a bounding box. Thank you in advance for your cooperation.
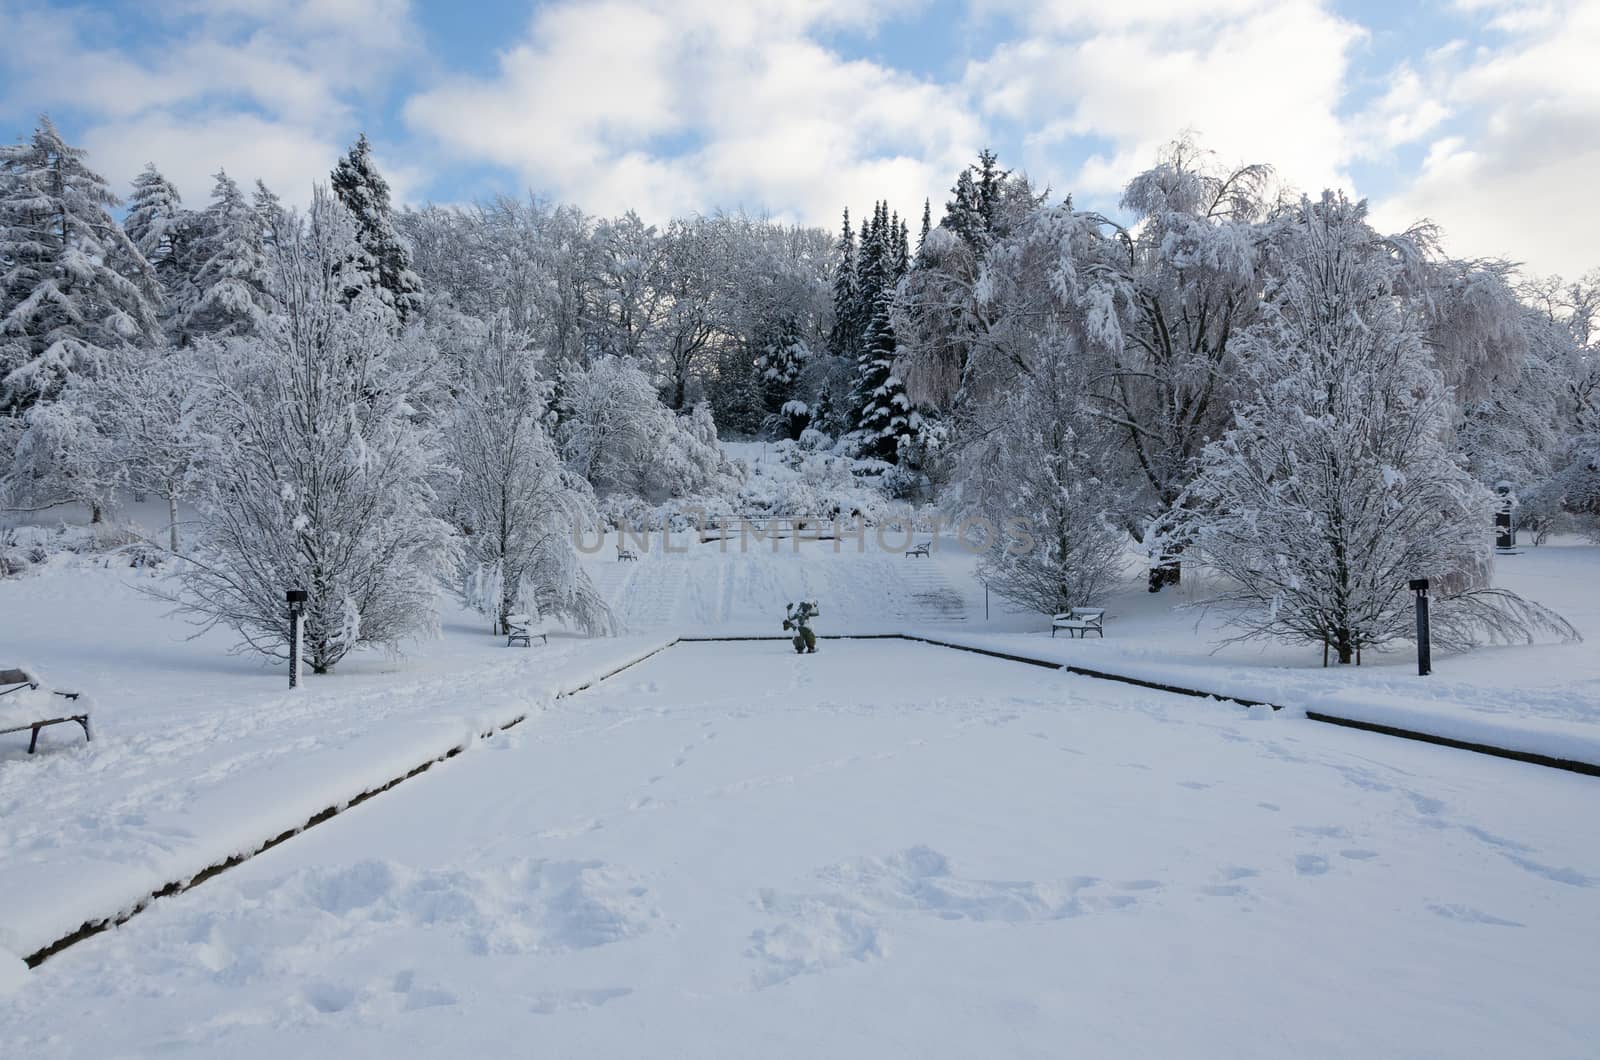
[0,560,673,957]
[3,639,1596,1057]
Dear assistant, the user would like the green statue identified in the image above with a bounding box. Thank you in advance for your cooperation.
[783,600,819,654]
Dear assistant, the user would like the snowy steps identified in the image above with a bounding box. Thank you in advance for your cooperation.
[593,548,971,632]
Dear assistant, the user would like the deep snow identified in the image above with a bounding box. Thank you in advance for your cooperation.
[2,640,1596,1057]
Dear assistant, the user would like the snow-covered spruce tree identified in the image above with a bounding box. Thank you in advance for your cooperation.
[331,134,423,323]
[183,170,272,341]
[1186,193,1575,663]
[850,288,911,462]
[446,316,612,636]
[175,188,455,673]
[0,115,158,412]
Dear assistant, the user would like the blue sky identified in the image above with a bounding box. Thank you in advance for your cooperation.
[1,0,1595,277]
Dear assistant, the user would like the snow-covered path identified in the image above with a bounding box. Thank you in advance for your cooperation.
[5,640,1596,1058]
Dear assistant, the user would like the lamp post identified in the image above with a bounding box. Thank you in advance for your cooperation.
[286,589,307,688]
[1409,578,1431,677]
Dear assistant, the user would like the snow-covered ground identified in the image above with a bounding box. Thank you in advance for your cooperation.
[3,483,1597,1055]
[0,558,673,957]
[2,639,1596,1057]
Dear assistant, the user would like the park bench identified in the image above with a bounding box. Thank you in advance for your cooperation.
[1051,608,1106,639]
[905,542,931,558]
[616,545,639,562]
[505,614,548,648]
[1,667,92,753]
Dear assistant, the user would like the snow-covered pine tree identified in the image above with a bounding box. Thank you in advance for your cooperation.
[175,187,454,673]
[0,115,158,412]
[447,315,612,636]
[331,134,423,322]
[183,170,271,341]
[1186,193,1575,663]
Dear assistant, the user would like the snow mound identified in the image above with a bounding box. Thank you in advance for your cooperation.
[0,949,26,996]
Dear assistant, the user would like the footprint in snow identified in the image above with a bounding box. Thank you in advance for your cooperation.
[1427,904,1524,927]
[1294,854,1330,876]
[1294,825,1348,839]
[1339,849,1379,861]
[528,987,633,1014]
[302,982,357,1014]
[392,971,458,1012]
[1199,884,1246,897]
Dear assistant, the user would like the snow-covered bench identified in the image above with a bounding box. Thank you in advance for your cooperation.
[505,615,548,648]
[1,667,92,753]
[616,546,639,562]
[1051,608,1106,639]
[905,542,931,558]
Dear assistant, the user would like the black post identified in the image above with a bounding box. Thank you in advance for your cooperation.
[1409,578,1431,677]
[286,589,307,688]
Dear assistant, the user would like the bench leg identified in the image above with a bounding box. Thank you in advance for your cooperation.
[78,716,92,743]
[29,724,40,754]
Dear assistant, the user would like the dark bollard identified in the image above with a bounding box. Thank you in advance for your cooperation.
[286,589,307,688]
[1409,578,1431,677]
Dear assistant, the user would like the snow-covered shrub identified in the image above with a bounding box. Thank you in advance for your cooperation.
[880,464,922,500]
[558,357,743,502]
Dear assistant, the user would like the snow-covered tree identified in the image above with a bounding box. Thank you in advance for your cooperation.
[123,163,196,317]
[446,316,612,635]
[850,289,911,461]
[1186,194,1574,663]
[957,325,1124,615]
[175,188,454,672]
[331,134,423,322]
[0,115,158,410]
[557,355,737,500]
[588,211,665,362]
[7,387,116,520]
[1087,139,1276,590]
[83,346,205,551]
[182,170,272,341]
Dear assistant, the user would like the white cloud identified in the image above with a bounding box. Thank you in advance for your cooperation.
[403,0,981,226]
[0,0,420,206]
[1368,0,1600,277]
[965,0,1365,206]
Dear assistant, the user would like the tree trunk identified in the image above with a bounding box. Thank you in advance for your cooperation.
[1334,627,1354,664]
[167,494,180,554]
[90,503,102,525]
[1147,559,1181,593]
